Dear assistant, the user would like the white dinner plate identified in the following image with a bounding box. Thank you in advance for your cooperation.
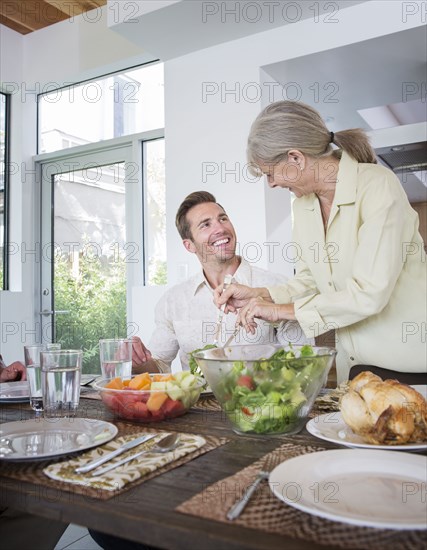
[269,449,427,530]
[0,418,118,461]
[306,412,427,451]
[0,381,30,403]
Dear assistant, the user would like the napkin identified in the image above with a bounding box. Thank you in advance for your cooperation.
[44,432,206,491]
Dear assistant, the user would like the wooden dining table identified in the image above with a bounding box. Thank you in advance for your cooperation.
[0,392,425,550]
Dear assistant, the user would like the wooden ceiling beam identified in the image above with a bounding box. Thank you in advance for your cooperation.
[0,0,107,34]
[0,1,68,32]
[43,1,106,17]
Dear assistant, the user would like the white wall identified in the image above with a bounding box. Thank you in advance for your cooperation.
[1,0,424,363]
[163,0,424,282]
[0,25,34,364]
[0,8,155,362]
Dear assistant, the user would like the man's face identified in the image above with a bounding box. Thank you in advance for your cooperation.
[183,202,237,264]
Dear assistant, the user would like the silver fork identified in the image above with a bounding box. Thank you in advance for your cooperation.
[226,453,277,521]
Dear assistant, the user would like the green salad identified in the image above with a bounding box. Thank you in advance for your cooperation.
[215,345,325,434]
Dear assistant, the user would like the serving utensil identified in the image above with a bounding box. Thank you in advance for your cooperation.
[227,453,278,520]
[213,274,233,346]
[92,432,181,476]
[222,326,239,349]
[75,433,156,474]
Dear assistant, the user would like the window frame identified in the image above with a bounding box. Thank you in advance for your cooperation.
[1,91,11,290]
[35,128,165,341]
[36,60,162,155]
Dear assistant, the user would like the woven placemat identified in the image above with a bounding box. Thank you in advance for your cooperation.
[80,389,101,400]
[191,394,222,412]
[177,442,426,550]
[0,422,228,501]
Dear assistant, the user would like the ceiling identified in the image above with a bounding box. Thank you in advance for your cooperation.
[0,0,106,34]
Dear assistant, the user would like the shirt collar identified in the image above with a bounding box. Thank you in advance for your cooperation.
[334,150,358,206]
[189,256,253,296]
[301,150,358,210]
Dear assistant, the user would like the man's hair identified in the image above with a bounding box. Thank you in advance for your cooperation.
[175,191,225,240]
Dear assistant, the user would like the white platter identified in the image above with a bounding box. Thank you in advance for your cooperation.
[0,418,118,461]
[269,449,427,530]
[0,381,30,403]
[306,412,427,451]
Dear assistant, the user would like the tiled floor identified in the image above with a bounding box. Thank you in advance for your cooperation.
[54,524,102,550]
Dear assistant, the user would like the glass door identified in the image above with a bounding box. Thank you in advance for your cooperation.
[40,146,142,374]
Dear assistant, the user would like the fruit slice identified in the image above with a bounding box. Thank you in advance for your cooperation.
[105,377,124,390]
[128,372,151,390]
[147,391,168,412]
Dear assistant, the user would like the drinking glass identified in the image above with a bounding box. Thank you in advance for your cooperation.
[24,343,62,416]
[41,349,82,418]
[24,345,45,415]
[99,339,132,380]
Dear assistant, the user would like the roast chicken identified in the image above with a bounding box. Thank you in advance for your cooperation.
[340,371,427,445]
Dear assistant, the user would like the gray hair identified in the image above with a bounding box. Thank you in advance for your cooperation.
[247,101,376,175]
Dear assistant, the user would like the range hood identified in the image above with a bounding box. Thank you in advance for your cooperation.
[368,123,427,203]
[375,141,427,173]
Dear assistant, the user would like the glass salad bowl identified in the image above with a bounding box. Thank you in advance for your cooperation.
[193,344,336,436]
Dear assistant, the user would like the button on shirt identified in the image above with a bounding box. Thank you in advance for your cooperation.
[148,258,308,371]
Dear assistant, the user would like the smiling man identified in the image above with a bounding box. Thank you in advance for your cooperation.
[132,191,307,373]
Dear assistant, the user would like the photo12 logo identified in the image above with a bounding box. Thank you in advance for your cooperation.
[201,2,340,24]
[402,2,427,23]
[202,81,340,104]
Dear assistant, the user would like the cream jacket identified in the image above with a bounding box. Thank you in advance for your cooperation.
[268,152,427,382]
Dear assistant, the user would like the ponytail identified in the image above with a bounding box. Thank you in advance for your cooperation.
[332,128,377,164]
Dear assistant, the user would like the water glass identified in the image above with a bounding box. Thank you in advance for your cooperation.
[24,345,45,415]
[99,339,132,380]
[24,343,62,415]
[41,350,82,418]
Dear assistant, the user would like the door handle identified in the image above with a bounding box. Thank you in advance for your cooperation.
[39,310,70,316]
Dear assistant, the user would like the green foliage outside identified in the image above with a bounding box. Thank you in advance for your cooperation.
[149,258,167,286]
[54,252,127,374]
[54,251,167,374]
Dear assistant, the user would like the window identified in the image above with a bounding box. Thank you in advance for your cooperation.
[37,64,165,369]
[38,62,164,154]
[0,92,10,290]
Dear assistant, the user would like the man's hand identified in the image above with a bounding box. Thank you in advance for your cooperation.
[0,361,27,382]
[131,336,157,372]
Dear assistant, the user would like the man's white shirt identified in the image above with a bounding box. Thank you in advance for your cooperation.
[148,258,309,371]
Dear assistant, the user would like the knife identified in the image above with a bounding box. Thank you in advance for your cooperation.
[75,434,157,474]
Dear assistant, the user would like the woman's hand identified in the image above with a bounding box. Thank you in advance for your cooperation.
[237,298,296,334]
[0,361,27,382]
[213,283,272,314]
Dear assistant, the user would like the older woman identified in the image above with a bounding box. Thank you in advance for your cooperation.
[215,101,426,383]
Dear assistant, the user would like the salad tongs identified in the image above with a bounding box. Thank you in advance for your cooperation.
[213,274,233,346]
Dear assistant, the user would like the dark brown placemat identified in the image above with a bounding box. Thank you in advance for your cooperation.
[0,422,229,501]
[176,442,426,550]
[80,389,101,400]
